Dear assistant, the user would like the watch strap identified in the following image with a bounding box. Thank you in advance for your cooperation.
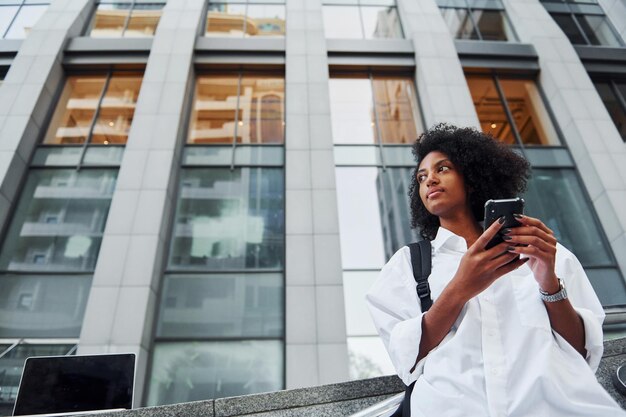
[540,278,567,302]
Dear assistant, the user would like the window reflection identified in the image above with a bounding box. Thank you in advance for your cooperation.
[335,167,417,269]
[157,273,284,338]
[0,275,91,337]
[330,75,422,145]
[592,79,626,141]
[0,169,117,272]
[147,341,283,405]
[44,74,142,145]
[524,169,612,266]
[89,2,163,37]
[188,74,285,144]
[2,4,48,39]
[322,2,403,39]
[438,1,515,41]
[578,14,622,47]
[466,75,559,145]
[205,2,285,37]
[169,168,284,270]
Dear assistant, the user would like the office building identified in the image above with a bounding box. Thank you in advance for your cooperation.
[0,0,625,411]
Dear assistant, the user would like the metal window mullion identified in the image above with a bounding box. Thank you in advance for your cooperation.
[2,0,26,39]
[121,0,136,37]
[77,70,113,170]
[242,0,249,38]
[231,72,243,170]
[464,0,482,41]
[493,75,528,156]
[0,339,22,360]
[357,2,366,40]
[609,79,626,116]
[571,13,592,45]
[369,72,387,171]
[65,344,78,355]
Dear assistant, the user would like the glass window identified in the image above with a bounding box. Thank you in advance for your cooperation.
[43,73,142,146]
[322,2,403,39]
[91,75,142,145]
[471,9,513,41]
[147,340,283,405]
[524,169,612,266]
[347,336,394,380]
[466,75,560,146]
[0,275,91,337]
[552,13,587,44]
[2,4,47,39]
[89,2,163,37]
[169,168,284,270]
[322,6,363,39]
[0,343,74,412]
[0,6,20,38]
[329,75,422,145]
[188,74,285,144]
[156,273,284,338]
[0,169,117,272]
[438,1,515,41]
[592,80,626,142]
[335,167,416,269]
[577,14,622,47]
[440,7,478,40]
[205,2,285,37]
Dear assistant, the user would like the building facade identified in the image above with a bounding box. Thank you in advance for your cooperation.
[0,0,625,411]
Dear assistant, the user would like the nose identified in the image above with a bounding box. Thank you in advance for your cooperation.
[425,171,439,186]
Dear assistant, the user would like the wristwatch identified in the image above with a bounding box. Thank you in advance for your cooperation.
[539,278,567,302]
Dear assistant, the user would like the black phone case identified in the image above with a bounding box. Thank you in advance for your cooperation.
[484,198,525,249]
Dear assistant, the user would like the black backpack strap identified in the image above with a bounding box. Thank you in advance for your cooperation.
[408,240,433,312]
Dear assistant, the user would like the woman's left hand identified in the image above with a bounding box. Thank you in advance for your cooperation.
[503,215,560,293]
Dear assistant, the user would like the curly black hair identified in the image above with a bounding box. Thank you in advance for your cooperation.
[408,123,530,241]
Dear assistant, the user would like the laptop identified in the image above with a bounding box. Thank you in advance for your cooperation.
[12,353,135,416]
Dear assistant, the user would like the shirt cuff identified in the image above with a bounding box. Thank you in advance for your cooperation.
[552,307,604,371]
[388,312,428,385]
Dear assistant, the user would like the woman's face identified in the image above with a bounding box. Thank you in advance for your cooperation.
[417,151,469,218]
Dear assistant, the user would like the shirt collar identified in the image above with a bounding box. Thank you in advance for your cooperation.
[432,226,468,253]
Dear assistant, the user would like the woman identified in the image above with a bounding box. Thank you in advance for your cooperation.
[366,124,624,416]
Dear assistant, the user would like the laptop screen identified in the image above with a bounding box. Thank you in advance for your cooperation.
[13,353,135,416]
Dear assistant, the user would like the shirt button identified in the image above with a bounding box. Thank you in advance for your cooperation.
[492,368,500,376]
[488,330,495,337]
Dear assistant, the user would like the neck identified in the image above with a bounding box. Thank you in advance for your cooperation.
[439,209,482,248]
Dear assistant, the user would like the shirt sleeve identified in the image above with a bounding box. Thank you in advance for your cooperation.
[365,248,429,385]
[555,244,605,371]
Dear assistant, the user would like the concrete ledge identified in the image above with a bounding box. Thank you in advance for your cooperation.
[68,338,626,417]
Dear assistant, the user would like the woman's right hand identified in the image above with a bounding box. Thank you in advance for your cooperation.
[450,218,528,303]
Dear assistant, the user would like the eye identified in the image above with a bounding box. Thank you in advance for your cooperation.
[417,174,427,183]
[438,165,451,173]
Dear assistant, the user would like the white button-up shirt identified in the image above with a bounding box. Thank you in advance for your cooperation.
[366,227,625,417]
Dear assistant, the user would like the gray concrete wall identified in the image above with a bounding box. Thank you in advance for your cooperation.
[396,0,480,129]
[77,0,205,406]
[503,0,626,277]
[284,0,350,390]
[0,0,94,248]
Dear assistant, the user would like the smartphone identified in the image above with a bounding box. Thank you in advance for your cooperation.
[483,198,525,249]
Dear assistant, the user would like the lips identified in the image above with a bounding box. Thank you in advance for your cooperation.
[427,187,444,199]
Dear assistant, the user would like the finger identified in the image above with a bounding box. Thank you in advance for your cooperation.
[507,244,550,260]
[504,235,555,253]
[484,241,512,260]
[514,214,554,236]
[494,257,529,277]
[474,216,506,250]
[490,250,521,269]
[504,226,557,245]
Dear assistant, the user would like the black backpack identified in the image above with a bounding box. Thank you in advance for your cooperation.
[390,240,433,417]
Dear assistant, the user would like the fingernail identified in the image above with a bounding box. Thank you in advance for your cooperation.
[502,228,511,235]
[513,213,523,219]
[503,235,512,241]
[506,246,516,251]
[521,257,529,262]
[498,216,506,224]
